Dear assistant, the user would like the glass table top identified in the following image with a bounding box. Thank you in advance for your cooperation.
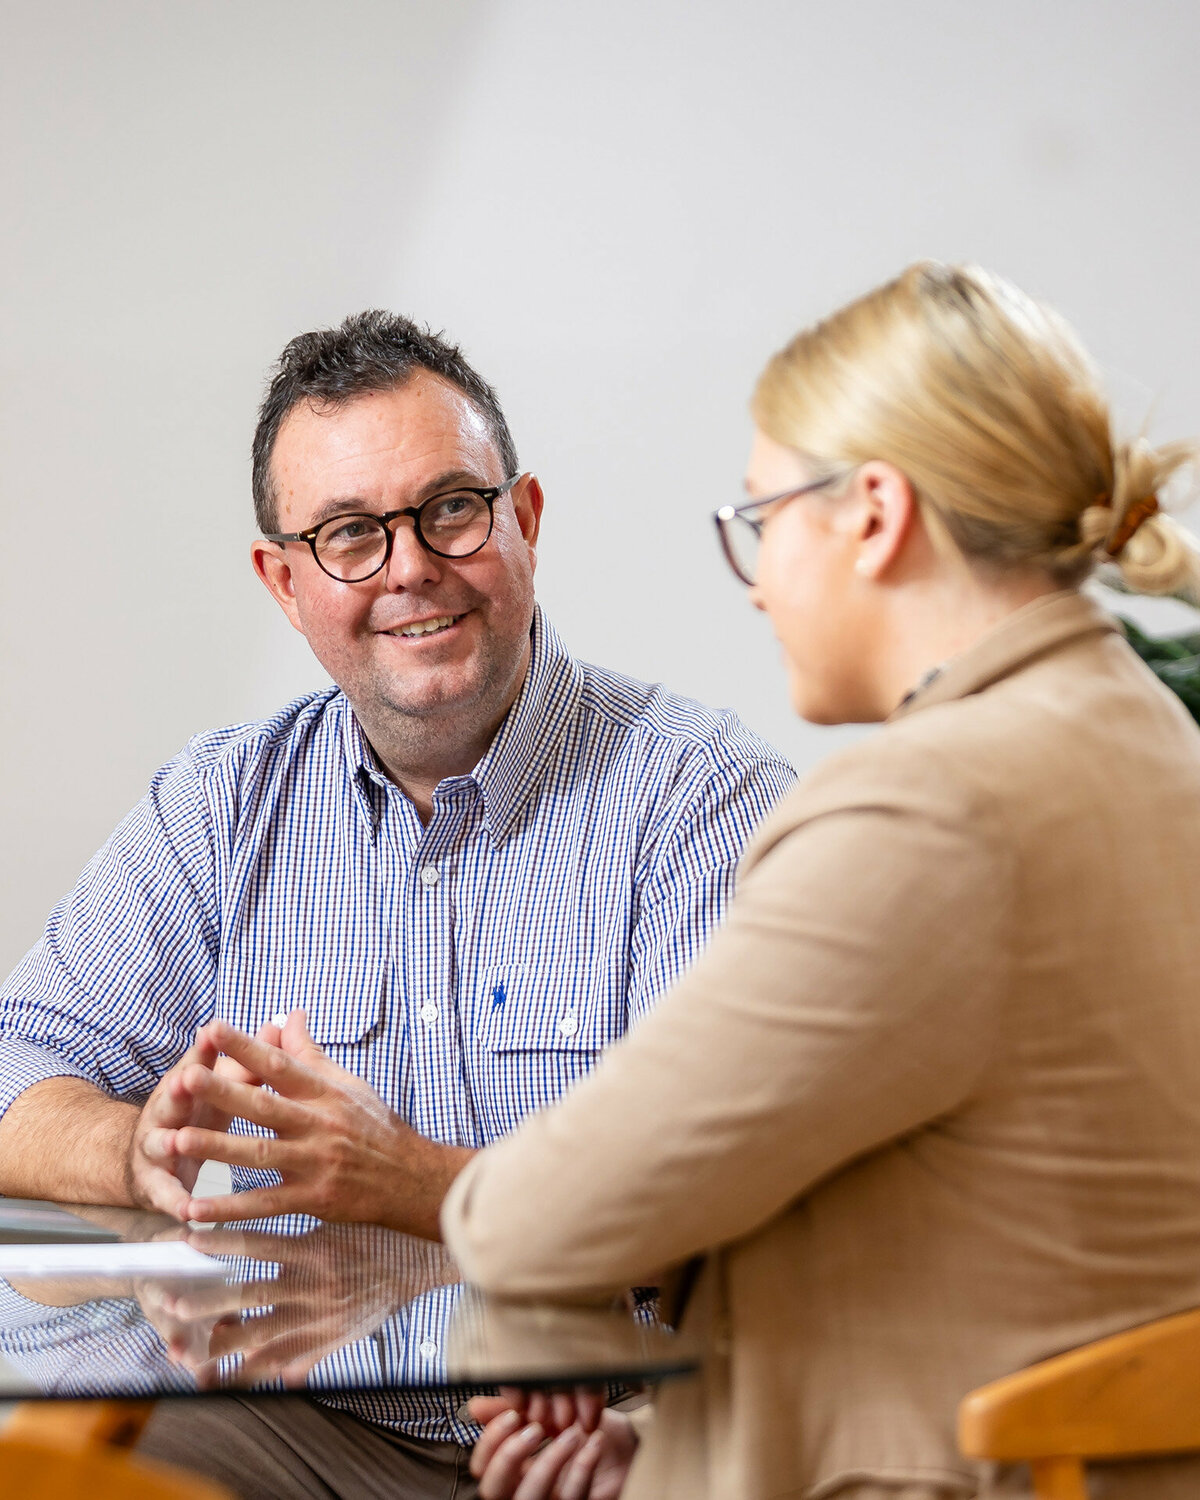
[0,1201,698,1403]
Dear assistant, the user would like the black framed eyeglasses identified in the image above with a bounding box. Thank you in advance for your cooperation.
[713,476,839,586]
[263,474,522,583]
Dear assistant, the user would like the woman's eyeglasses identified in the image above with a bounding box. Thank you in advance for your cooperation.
[713,476,839,586]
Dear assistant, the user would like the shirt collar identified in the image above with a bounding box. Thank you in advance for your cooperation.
[889,588,1122,722]
[471,604,583,847]
[338,695,388,830]
[335,604,582,843]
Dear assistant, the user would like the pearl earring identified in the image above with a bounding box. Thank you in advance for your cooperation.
[854,558,870,576]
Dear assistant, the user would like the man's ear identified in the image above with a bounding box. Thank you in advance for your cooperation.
[512,474,545,563]
[849,461,918,582]
[250,539,306,634]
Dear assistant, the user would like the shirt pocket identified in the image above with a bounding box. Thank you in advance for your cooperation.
[216,945,383,1049]
[297,958,385,1047]
[476,963,613,1054]
[472,964,621,1140]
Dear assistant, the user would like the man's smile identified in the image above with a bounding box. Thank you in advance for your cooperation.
[382,612,466,641]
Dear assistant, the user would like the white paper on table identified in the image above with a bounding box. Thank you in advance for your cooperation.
[0,1241,231,1279]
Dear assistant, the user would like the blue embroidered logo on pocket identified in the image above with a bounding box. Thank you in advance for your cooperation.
[491,981,507,1008]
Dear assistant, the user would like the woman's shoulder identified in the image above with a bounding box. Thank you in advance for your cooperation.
[745,709,998,860]
[744,636,1200,873]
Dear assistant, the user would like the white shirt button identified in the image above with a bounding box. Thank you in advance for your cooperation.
[419,865,439,887]
[557,1012,579,1038]
[420,1003,439,1026]
[419,1340,439,1359]
[270,1011,289,1029]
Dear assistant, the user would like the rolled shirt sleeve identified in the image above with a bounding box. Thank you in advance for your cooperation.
[0,748,219,1119]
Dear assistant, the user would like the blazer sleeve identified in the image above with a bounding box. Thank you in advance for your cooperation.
[441,747,1011,1298]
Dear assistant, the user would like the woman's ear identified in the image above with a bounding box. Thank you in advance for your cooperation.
[848,461,918,582]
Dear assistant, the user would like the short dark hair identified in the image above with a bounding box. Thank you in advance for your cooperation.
[251,310,519,533]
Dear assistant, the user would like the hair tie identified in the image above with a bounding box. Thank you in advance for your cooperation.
[1095,493,1160,556]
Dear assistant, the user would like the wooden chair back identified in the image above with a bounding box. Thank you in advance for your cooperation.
[958,1307,1200,1500]
[0,1399,235,1500]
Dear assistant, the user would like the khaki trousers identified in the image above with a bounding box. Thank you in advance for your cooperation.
[138,1395,479,1500]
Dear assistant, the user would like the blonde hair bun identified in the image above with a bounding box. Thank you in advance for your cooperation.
[753,263,1200,600]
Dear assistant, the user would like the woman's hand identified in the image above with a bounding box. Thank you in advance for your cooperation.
[468,1392,638,1500]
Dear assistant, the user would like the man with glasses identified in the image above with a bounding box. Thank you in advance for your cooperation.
[0,311,793,1497]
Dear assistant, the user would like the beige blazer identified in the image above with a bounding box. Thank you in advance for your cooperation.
[443,591,1200,1500]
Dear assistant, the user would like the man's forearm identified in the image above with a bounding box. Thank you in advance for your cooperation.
[381,1141,477,1242]
[0,1077,138,1205]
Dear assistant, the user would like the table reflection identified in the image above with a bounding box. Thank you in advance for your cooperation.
[0,1204,697,1402]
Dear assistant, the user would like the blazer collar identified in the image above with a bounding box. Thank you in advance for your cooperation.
[889,589,1122,722]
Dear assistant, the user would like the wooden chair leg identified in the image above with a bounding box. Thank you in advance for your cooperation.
[1029,1455,1088,1500]
[3,1399,157,1450]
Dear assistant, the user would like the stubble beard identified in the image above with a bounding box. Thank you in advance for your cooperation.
[354,621,533,779]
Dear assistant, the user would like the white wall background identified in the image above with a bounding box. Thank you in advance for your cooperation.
[2,0,1198,971]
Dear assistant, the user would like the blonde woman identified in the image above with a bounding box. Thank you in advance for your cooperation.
[448,264,1200,1499]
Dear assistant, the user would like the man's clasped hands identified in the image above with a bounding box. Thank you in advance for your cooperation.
[129,1012,640,1496]
[128,1009,471,1235]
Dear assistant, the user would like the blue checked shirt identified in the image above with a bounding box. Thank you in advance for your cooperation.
[0,607,793,1440]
